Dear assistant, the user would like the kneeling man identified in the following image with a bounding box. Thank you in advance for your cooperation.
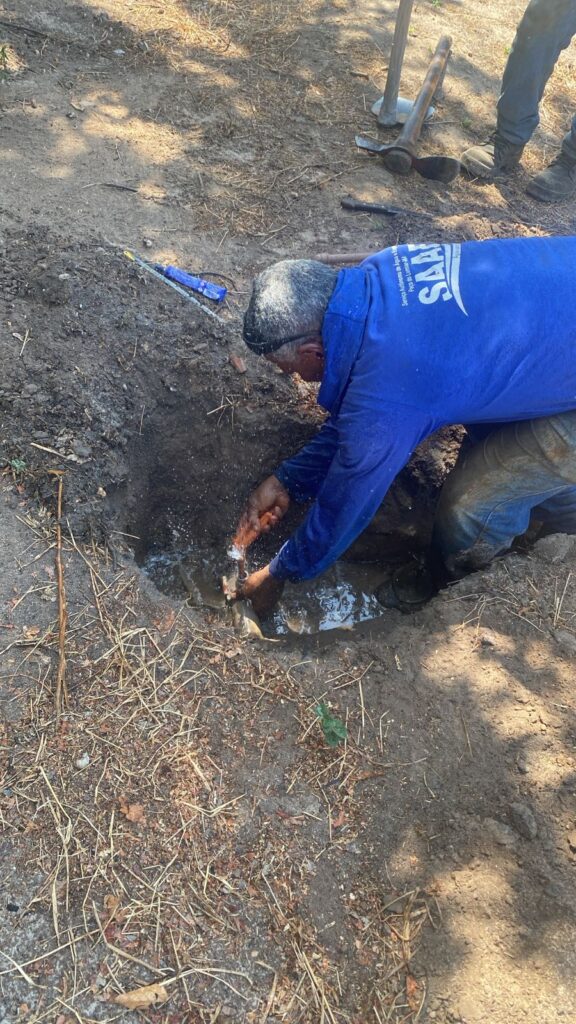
[236,236,576,614]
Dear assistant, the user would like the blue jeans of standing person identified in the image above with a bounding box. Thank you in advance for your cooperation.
[434,412,576,576]
[497,0,576,160]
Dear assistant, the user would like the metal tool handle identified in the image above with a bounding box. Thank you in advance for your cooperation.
[378,0,414,127]
[396,34,452,151]
[314,251,376,264]
[341,198,402,215]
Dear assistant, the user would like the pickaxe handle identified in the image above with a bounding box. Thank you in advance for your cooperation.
[398,34,452,151]
[378,0,415,127]
[382,34,452,176]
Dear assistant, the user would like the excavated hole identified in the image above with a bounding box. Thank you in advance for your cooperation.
[120,390,455,636]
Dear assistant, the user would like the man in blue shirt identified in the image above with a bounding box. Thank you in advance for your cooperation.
[236,236,576,615]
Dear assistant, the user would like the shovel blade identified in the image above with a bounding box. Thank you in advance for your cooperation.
[371,95,435,125]
[412,154,461,182]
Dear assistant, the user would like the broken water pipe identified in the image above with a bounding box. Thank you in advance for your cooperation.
[221,509,278,639]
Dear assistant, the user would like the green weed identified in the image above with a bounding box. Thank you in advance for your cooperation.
[2,456,27,480]
[315,703,347,747]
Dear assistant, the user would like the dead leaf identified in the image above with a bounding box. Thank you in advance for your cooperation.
[276,808,303,824]
[118,796,147,824]
[406,973,421,1011]
[113,982,169,1010]
[229,353,247,373]
[332,808,346,828]
[126,803,146,823]
[153,609,176,634]
[104,893,120,917]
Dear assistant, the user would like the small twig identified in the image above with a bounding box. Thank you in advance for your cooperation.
[0,930,99,979]
[459,707,472,757]
[0,949,44,988]
[261,972,278,1022]
[80,181,139,192]
[19,329,30,356]
[49,471,68,716]
[92,902,164,975]
[553,571,572,628]
[0,17,59,40]
[30,441,74,462]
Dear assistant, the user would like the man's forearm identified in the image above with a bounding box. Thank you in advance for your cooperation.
[270,408,432,582]
[274,418,339,502]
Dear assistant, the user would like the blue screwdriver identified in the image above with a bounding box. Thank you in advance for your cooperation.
[153,263,227,303]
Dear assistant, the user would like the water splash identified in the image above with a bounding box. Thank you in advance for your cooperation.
[143,545,388,635]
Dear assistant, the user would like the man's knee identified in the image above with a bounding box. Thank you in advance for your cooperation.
[441,540,499,579]
[433,487,502,577]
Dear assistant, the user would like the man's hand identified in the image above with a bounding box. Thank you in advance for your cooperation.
[235,475,290,548]
[239,565,284,617]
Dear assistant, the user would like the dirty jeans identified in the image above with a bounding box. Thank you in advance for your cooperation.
[497,0,576,160]
[433,412,576,576]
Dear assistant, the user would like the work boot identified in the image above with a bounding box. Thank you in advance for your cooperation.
[375,557,437,614]
[526,151,576,202]
[460,131,524,179]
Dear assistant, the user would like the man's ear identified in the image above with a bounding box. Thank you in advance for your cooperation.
[299,337,324,360]
[295,337,325,381]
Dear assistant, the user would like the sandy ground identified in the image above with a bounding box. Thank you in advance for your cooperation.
[1,1,576,1022]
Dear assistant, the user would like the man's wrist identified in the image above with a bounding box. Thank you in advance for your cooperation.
[272,465,293,496]
[269,549,299,583]
[269,552,288,581]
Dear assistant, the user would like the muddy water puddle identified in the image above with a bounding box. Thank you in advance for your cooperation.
[143,547,389,636]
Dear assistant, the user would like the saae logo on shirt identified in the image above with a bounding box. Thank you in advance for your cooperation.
[406,243,468,315]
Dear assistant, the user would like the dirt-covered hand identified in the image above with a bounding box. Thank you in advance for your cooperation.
[239,565,284,616]
[235,475,290,548]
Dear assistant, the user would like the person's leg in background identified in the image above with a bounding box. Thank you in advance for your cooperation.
[433,411,576,578]
[461,0,576,197]
[498,0,576,146]
[527,109,576,200]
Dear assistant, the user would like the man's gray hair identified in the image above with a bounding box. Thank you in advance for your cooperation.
[243,259,338,355]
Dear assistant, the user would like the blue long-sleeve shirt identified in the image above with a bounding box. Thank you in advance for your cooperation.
[269,236,576,581]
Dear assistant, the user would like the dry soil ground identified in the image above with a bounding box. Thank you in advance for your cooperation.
[0,1,576,1023]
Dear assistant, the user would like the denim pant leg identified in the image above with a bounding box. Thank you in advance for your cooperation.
[433,412,576,575]
[534,487,576,533]
[497,0,576,151]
